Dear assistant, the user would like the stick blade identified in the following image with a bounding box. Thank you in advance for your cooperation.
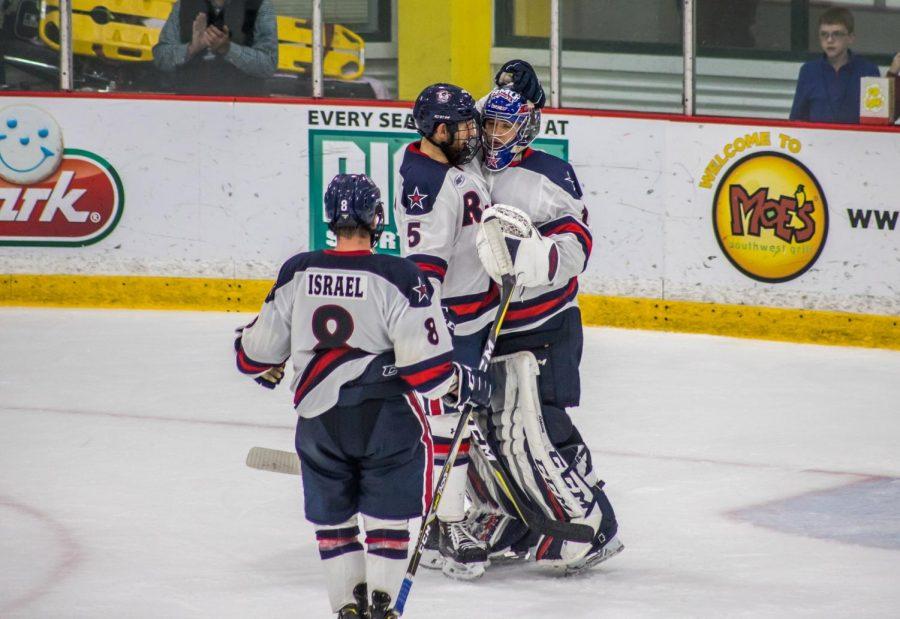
[245,446,300,475]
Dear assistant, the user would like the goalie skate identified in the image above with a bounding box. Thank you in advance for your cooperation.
[560,534,624,576]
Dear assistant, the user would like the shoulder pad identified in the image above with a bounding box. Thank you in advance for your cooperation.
[274,251,315,291]
[398,143,451,216]
[517,150,583,200]
[370,254,433,308]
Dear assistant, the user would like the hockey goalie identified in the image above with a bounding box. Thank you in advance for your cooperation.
[463,76,626,575]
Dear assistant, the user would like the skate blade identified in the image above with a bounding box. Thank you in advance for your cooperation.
[441,559,486,581]
[419,549,444,570]
[487,549,531,566]
[563,538,625,576]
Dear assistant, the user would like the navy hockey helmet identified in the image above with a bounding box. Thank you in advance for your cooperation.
[324,173,384,246]
[481,87,541,172]
[406,83,482,165]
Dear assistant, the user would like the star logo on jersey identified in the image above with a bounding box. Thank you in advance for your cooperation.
[486,153,501,168]
[564,171,577,192]
[405,186,431,214]
[412,277,430,303]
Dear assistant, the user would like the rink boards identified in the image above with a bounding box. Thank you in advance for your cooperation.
[0,93,898,348]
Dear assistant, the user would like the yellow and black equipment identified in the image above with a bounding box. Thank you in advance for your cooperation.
[38,0,364,78]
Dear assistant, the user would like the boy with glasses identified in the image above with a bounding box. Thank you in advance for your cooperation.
[789,7,895,124]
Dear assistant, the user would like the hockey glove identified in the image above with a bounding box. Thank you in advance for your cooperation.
[495,59,546,108]
[476,204,559,288]
[444,362,492,410]
[255,363,285,389]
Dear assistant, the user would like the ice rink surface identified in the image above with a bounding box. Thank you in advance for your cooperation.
[1,307,898,618]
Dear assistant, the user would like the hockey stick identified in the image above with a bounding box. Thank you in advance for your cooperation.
[394,270,517,616]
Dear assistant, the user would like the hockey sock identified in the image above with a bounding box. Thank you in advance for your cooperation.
[363,516,410,604]
[428,411,471,522]
[315,516,365,613]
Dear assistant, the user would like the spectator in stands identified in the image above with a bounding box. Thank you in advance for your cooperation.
[889,53,900,79]
[789,7,897,124]
[153,0,278,96]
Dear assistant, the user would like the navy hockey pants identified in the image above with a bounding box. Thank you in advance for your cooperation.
[296,394,432,526]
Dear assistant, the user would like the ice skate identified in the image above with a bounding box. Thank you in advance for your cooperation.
[370,590,399,619]
[439,519,488,580]
[419,519,444,570]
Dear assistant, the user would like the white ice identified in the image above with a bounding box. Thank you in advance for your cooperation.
[1,308,898,618]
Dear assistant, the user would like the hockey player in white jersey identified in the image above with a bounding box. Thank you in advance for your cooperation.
[394,83,497,579]
[466,63,624,574]
[235,174,491,618]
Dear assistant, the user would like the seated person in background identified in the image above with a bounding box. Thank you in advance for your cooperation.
[153,0,277,96]
[789,7,893,124]
[889,52,900,79]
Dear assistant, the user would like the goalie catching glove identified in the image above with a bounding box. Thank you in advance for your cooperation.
[476,204,559,288]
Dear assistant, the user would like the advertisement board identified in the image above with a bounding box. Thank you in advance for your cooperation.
[1,95,897,318]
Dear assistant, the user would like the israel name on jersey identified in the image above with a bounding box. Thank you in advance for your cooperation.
[235,250,454,418]
[483,147,593,333]
[394,142,498,337]
[306,272,367,299]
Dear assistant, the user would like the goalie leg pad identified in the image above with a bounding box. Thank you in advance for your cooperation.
[488,351,598,522]
[486,351,623,567]
[464,448,535,558]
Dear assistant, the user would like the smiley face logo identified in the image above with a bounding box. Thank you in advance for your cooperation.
[0,105,64,185]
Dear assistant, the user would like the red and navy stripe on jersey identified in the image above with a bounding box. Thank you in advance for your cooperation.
[502,278,580,331]
[538,215,593,271]
[397,350,454,394]
[292,346,371,407]
[408,253,448,284]
[234,338,282,375]
[445,283,500,328]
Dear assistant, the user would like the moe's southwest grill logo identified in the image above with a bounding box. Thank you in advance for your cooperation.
[0,104,124,247]
[712,151,828,283]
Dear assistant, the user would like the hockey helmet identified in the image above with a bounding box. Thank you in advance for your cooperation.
[406,83,482,166]
[324,174,385,246]
[481,87,541,171]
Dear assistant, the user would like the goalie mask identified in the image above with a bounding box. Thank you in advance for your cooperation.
[481,88,541,172]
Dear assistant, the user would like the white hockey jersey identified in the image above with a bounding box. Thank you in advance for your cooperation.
[235,249,455,418]
[482,147,593,333]
[394,142,498,337]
